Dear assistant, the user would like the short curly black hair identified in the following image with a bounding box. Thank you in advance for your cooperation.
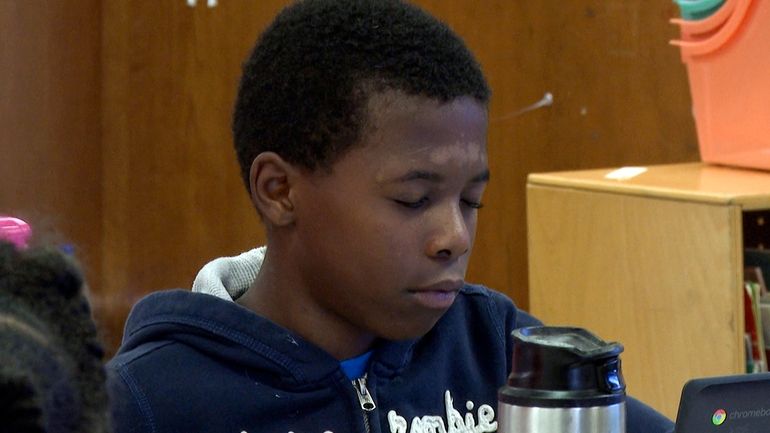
[233,0,490,192]
[0,242,108,433]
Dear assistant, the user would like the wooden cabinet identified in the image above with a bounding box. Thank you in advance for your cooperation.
[527,162,770,419]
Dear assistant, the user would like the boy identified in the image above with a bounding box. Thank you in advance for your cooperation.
[107,1,674,432]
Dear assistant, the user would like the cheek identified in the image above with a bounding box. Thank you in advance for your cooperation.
[365,215,417,256]
[351,215,429,280]
[467,212,479,242]
[312,201,406,263]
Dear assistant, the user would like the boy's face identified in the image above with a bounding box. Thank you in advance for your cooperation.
[291,92,488,343]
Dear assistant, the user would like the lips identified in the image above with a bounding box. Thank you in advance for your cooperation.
[407,280,463,310]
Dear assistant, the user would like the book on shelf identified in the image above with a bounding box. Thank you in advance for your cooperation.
[744,246,770,373]
[756,271,770,366]
[744,279,767,373]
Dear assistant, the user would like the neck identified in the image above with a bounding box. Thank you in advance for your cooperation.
[237,245,376,360]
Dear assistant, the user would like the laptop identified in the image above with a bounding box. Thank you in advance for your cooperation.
[674,372,770,433]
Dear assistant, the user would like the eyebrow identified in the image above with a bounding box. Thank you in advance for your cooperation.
[391,169,490,183]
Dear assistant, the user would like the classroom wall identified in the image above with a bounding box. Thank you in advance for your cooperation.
[0,3,102,289]
[1,0,698,353]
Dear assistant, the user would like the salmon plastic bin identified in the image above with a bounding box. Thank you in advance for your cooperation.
[671,0,770,171]
[671,0,736,40]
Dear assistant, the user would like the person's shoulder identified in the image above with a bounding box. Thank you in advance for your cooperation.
[108,340,176,371]
[454,283,542,330]
[108,341,213,432]
[106,333,216,430]
[119,289,238,337]
[457,283,517,314]
[107,289,233,373]
[126,288,221,319]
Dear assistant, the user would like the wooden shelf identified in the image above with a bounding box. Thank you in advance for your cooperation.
[526,162,770,418]
[528,162,770,209]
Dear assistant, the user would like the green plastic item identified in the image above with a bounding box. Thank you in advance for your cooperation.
[674,0,725,20]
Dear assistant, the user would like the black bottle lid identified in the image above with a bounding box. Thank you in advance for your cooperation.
[499,326,626,408]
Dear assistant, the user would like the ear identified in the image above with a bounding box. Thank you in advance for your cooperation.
[249,152,298,227]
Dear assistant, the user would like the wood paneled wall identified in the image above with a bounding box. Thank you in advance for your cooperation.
[100,1,284,348]
[0,2,102,286]
[3,0,698,354]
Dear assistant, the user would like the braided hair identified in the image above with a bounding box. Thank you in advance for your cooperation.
[0,242,108,433]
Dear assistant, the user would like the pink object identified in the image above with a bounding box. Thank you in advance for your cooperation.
[0,216,32,249]
[671,0,770,171]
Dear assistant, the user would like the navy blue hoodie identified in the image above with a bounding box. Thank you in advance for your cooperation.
[107,249,673,433]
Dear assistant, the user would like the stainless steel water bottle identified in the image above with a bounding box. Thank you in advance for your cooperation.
[498,326,626,433]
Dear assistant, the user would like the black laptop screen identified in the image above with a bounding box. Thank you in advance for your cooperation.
[674,373,770,433]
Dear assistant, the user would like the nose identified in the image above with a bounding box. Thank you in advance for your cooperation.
[425,203,472,260]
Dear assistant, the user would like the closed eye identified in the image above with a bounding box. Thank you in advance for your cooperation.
[394,197,429,209]
[462,199,484,209]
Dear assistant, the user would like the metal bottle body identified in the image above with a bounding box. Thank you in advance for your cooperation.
[497,401,626,433]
